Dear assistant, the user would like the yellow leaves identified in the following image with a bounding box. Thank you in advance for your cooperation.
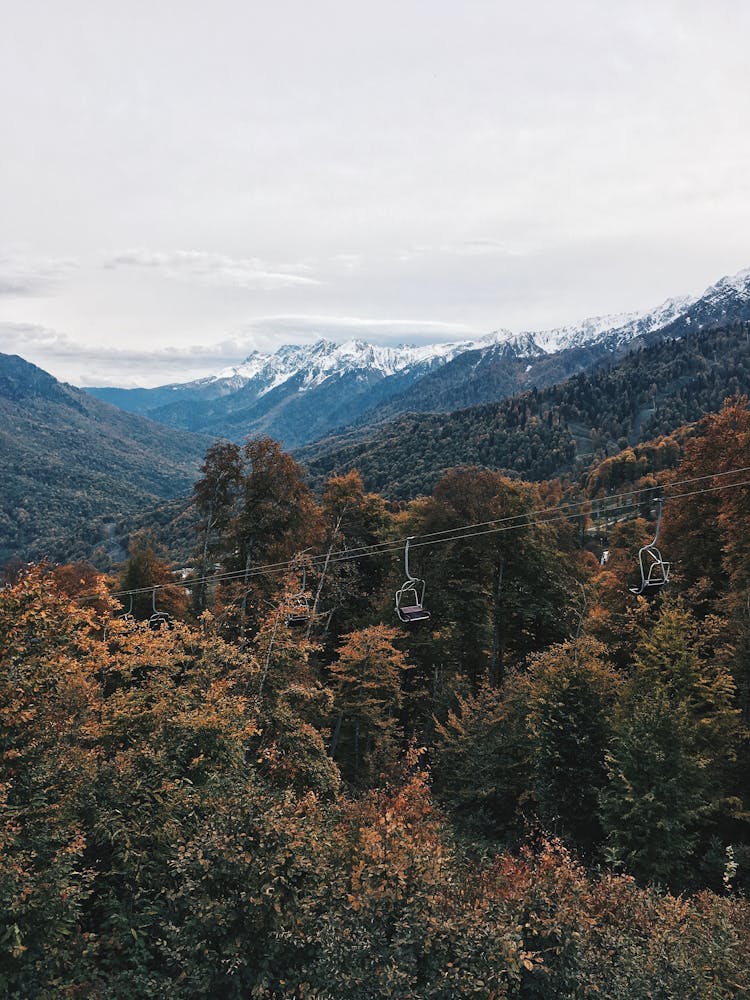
[519,950,540,972]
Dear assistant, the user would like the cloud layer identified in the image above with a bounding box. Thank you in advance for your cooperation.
[0,254,78,296]
[2,1,750,386]
[106,250,320,290]
[0,312,478,387]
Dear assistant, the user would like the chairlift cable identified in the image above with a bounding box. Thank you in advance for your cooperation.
[84,474,750,602]
[109,462,750,599]
[78,468,750,605]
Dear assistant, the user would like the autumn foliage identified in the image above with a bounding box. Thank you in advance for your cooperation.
[3,398,750,996]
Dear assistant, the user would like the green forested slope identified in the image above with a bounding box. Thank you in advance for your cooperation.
[300,323,750,497]
[0,354,211,563]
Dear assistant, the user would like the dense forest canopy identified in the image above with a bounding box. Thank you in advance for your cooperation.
[3,396,750,997]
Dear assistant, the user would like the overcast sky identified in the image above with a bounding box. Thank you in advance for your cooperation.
[2,0,749,386]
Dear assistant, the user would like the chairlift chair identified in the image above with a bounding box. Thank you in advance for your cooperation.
[286,562,311,627]
[395,537,431,624]
[630,498,670,597]
[148,588,174,629]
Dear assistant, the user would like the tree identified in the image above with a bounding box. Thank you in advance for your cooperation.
[600,603,740,888]
[402,468,577,694]
[329,626,411,788]
[526,637,620,856]
[204,438,325,636]
[0,568,105,993]
[229,437,322,573]
[431,679,529,840]
[317,471,392,640]
[192,439,244,610]
[118,534,187,621]
[661,396,750,600]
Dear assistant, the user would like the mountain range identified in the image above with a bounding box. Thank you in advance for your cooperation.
[85,266,750,448]
[4,263,750,566]
[299,320,750,498]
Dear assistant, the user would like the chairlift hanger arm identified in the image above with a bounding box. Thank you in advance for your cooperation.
[404,536,415,582]
[650,497,664,548]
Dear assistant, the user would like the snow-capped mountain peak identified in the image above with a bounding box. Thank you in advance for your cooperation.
[210,336,482,396]
[86,261,750,452]
[523,292,698,355]
[198,264,750,401]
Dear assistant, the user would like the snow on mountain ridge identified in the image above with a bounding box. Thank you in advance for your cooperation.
[702,266,750,299]
[527,293,697,354]
[201,266,750,398]
[213,336,485,395]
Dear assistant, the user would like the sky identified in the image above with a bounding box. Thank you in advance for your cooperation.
[1,0,750,387]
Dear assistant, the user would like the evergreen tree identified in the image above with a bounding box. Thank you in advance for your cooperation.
[118,534,187,620]
[600,603,740,887]
[526,637,620,856]
[192,439,244,610]
[329,626,411,788]
[431,679,529,840]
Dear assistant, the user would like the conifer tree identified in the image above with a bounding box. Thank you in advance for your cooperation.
[600,603,740,887]
[329,626,411,787]
[431,679,529,839]
[526,637,620,855]
[192,439,244,609]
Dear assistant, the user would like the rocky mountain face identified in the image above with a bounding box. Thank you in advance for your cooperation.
[85,266,750,448]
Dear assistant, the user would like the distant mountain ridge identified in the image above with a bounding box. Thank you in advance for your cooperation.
[6,267,750,566]
[85,265,750,449]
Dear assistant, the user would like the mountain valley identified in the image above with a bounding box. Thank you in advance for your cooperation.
[4,265,750,566]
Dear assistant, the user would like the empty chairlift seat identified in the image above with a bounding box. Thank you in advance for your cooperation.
[286,559,311,627]
[395,537,431,624]
[630,498,671,597]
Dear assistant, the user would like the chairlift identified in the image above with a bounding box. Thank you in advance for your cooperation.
[600,543,610,567]
[629,498,670,597]
[395,537,430,624]
[287,562,311,627]
[148,587,174,629]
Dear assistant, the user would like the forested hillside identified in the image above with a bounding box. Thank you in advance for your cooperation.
[301,322,750,497]
[0,354,211,565]
[3,399,750,996]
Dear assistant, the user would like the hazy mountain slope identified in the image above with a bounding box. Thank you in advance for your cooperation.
[298,323,750,499]
[0,354,211,564]
[88,340,465,447]
[146,363,436,441]
[352,340,620,427]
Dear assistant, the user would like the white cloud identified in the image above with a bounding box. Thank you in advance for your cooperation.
[105,250,321,290]
[0,253,78,296]
[243,313,476,344]
[0,321,258,386]
[2,1,750,384]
